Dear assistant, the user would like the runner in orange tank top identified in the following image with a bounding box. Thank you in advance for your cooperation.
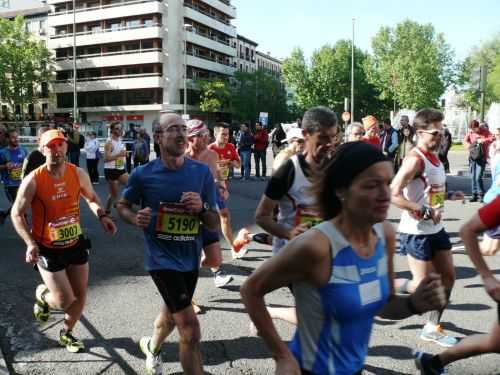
[10,129,117,353]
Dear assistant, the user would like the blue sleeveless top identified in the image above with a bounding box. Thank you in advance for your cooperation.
[290,221,390,375]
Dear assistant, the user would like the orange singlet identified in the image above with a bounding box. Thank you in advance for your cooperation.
[31,163,82,249]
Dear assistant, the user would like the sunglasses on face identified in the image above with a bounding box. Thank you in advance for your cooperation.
[420,130,443,137]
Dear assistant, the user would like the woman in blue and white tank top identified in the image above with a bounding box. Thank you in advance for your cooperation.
[241,141,448,375]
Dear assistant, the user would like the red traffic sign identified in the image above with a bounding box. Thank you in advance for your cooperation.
[342,111,351,122]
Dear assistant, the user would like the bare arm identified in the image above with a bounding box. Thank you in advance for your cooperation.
[11,174,37,248]
[240,230,329,362]
[77,168,117,235]
[390,155,422,212]
[255,195,303,240]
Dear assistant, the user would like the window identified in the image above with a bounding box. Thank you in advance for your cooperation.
[85,46,101,55]
[141,40,153,50]
[88,92,105,106]
[143,18,154,27]
[41,82,48,98]
[125,42,140,51]
[109,22,121,31]
[142,65,154,74]
[126,66,140,75]
[57,93,73,108]
[126,19,141,28]
[107,67,122,76]
[107,91,122,106]
[106,44,122,53]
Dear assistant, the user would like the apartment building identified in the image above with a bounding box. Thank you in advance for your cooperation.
[47,0,236,132]
[232,34,257,73]
[0,3,52,121]
[256,50,281,79]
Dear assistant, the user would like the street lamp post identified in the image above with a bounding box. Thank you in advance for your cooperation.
[351,18,355,123]
[183,24,193,117]
[72,0,78,122]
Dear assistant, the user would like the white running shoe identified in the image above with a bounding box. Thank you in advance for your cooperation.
[213,269,233,288]
[139,337,162,375]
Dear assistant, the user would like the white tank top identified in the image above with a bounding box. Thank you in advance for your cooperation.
[398,148,446,235]
[273,155,319,254]
[104,137,126,170]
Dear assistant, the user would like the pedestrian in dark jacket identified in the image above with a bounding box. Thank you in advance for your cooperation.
[238,124,254,180]
[253,121,269,179]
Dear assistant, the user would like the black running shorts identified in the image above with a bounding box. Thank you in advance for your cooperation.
[149,269,199,313]
[37,240,90,273]
[104,168,126,181]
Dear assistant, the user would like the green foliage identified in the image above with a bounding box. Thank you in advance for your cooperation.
[282,42,391,121]
[230,69,289,125]
[0,16,54,117]
[367,19,455,109]
[197,79,231,113]
[457,33,500,110]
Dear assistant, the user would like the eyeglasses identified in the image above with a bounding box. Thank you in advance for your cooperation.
[290,138,305,144]
[352,132,365,136]
[158,125,188,134]
[420,130,443,137]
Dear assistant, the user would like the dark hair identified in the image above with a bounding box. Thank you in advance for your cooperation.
[110,121,121,130]
[469,119,480,128]
[214,122,229,131]
[302,106,338,135]
[311,141,388,220]
[383,119,392,126]
[6,128,18,137]
[256,121,262,126]
[413,108,444,131]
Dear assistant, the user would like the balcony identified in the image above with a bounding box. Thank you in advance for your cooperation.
[49,24,163,49]
[187,54,235,76]
[49,0,163,28]
[186,30,235,57]
[53,73,164,93]
[55,49,163,70]
[198,0,236,19]
[184,5,236,38]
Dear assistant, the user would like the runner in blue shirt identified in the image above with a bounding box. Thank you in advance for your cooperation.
[241,141,448,375]
[117,113,219,375]
[0,129,28,224]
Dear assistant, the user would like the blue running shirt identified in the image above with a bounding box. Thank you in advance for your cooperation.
[122,158,217,272]
[0,146,28,187]
[290,221,390,375]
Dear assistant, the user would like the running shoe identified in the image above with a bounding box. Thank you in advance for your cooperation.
[34,284,50,323]
[232,228,251,259]
[252,232,272,245]
[213,269,233,288]
[139,336,162,375]
[414,351,447,374]
[59,329,84,353]
[420,323,458,347]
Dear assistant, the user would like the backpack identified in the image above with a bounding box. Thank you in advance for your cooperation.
[134,139,148,162]
[469,142,484,162]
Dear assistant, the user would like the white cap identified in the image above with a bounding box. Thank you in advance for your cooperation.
[285,128,304,143]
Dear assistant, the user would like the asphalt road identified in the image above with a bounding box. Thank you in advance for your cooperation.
[1,151,499,375]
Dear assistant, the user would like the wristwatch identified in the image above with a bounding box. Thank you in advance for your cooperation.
[200,201,210,214]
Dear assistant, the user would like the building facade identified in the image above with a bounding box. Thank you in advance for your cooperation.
[0,4,52,121]
[47,0,236,132]
[256,50,281,79]
[233,34,257,73]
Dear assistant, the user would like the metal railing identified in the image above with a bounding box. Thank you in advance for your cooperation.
[51,22,162,39]
[187,50,232,67]
[55,72,161,83]
[184,2,235,28]
[55,47,162,61]
[188,28,231,46]
[51,0,161,16]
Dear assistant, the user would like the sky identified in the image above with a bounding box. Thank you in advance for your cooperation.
[6,0,499,62]
[233,0,500,61]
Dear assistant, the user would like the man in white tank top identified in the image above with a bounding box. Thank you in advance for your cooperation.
[391,108,464,348]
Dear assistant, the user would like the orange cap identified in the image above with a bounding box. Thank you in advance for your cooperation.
[40,129,66,147]
[362,115,378,131]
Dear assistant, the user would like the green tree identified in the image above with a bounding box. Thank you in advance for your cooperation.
[457,33,500,111]
[230,69,289,125]
[282,41,391,121]
[0,16,54,119]
[367,19,454,110]
[197,78,231,113]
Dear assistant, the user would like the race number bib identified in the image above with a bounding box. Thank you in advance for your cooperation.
[428,184,445,208]
[115,158,125,169]
[217,161,229,180]
[156,202,199,242]
[295,205,322,228]
[9,166,22,181]
[48,215,82,247]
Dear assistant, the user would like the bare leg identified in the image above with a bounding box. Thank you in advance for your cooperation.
[201,242,222,271]
[105,180,119,212]
[38,268,76,311]
[172,305,203,375]
[149,304,176,352]
[63,263,89,331]
[439,324,500,366]
[219,209,234,248]
[429,250,455,325]
[400,255,435,293]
